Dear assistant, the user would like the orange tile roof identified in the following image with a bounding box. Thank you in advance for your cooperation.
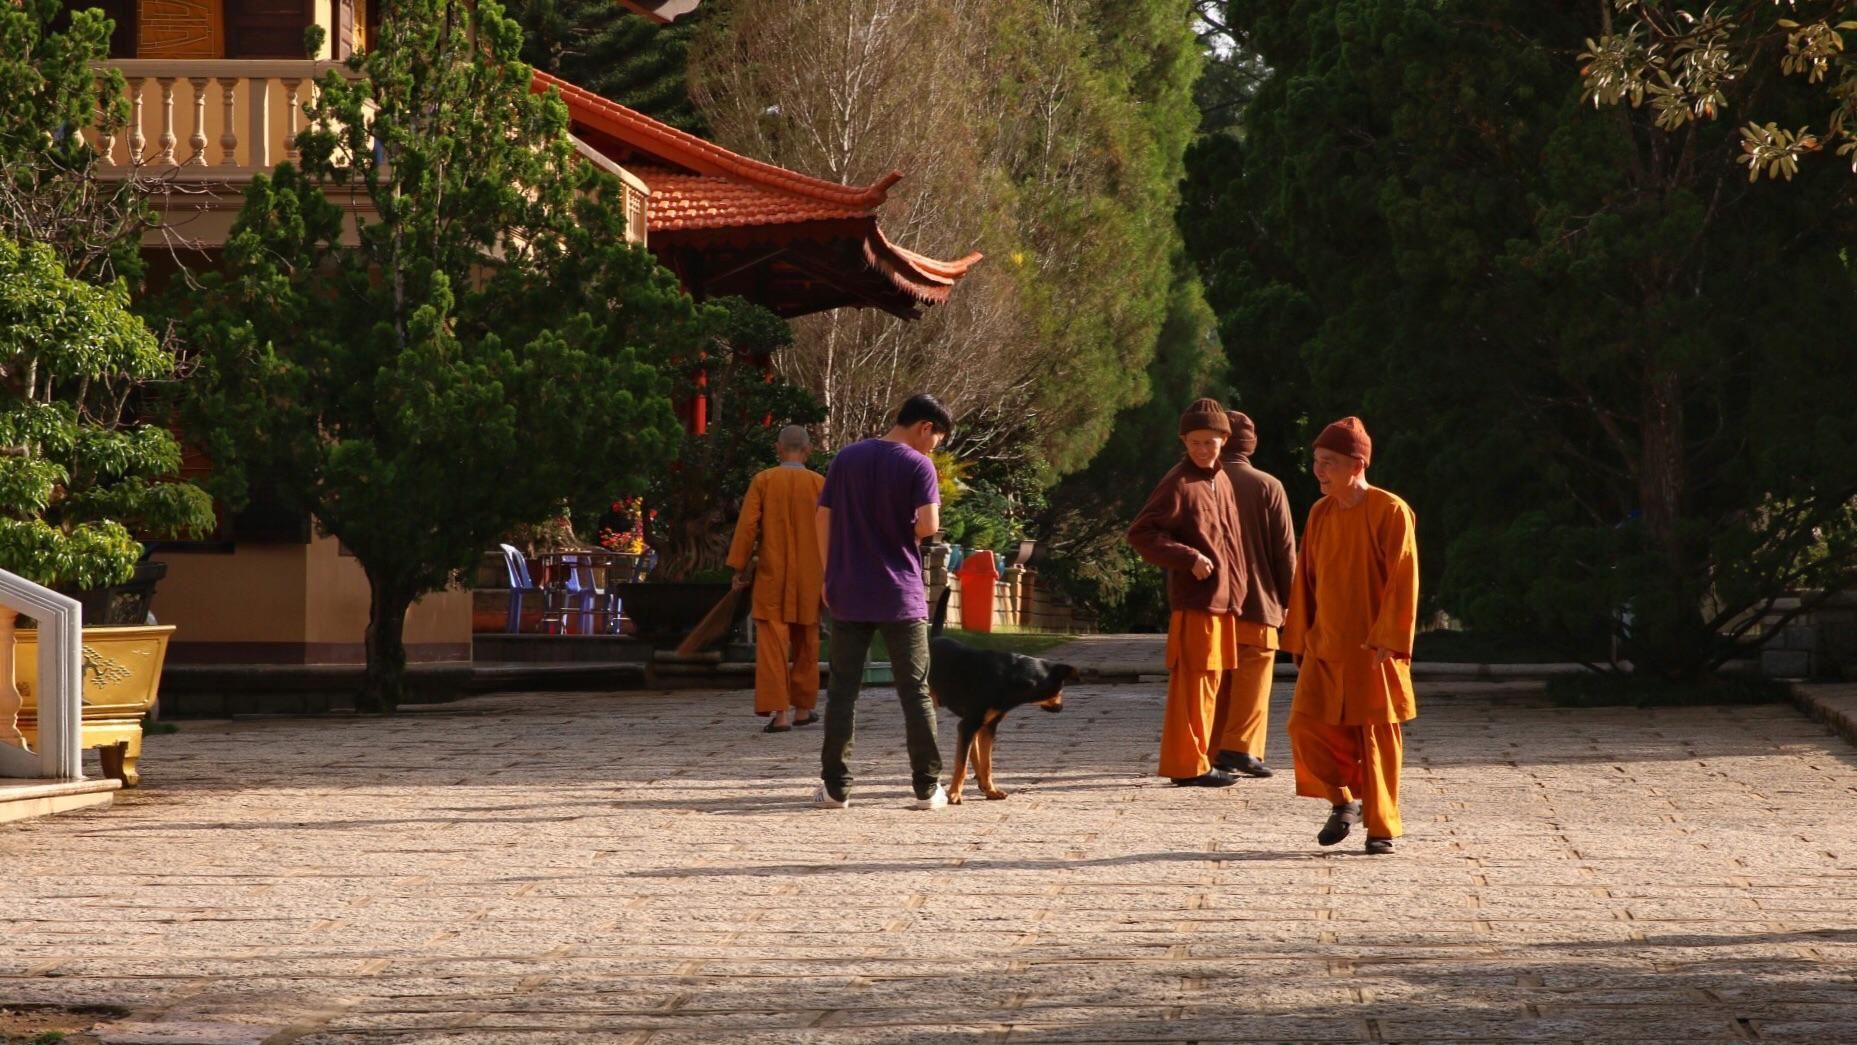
[532,70,981,318]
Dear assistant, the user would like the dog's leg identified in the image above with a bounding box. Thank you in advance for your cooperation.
[977,714,1008,800]
[947,718,980,805]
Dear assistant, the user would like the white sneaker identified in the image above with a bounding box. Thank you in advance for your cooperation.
[812,782,849,809]
[910,783,948,811]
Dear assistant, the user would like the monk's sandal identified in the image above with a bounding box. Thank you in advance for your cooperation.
[1365,837,1395,855]
[1317,802,1362,846]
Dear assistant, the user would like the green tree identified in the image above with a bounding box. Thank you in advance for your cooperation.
[1187,1,1857,678]
[511,0,707,132]
[0,2,214,596]
[0,237,216,592]
[184,0,694,709]
[0,0,147,283]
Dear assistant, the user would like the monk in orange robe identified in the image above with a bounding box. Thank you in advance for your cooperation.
[1282,416,1419,855]
[726,425,826,732]
[1128,398,1250,787]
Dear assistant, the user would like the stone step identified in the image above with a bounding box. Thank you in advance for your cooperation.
[0,776,118,824]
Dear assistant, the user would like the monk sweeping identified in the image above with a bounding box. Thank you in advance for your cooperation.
[1128,398,1250,787]
[1282,416,1419,855]
[726,425,826,733]
[1208,410,1297,779]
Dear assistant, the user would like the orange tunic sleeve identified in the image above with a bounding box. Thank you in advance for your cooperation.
[1280,501,1323,656]
[726,470,768,574]
[1368,496,1419,658]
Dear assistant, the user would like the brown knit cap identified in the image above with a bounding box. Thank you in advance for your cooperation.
[1178,397,1232,436]
[1225,410,1258,455]
[1313,416,1372,466]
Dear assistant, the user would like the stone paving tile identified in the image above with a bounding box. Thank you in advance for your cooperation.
[3,682,1857,1043]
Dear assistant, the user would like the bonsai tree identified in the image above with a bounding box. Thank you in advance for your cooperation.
[0,236,215,594]
[644,299,824,580]
[184,0,695,709]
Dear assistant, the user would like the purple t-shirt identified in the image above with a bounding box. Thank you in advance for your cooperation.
[818,438,940,622]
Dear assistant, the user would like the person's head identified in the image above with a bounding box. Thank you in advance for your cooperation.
[1225,410,1258,458]
[776,424,812,461]
[892,393,954,454]
[1178,397,1231,469]
[1311,416,1371,496]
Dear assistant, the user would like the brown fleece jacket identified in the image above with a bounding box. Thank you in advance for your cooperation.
[1127,457,1248,615]
[1219,448,1297,628]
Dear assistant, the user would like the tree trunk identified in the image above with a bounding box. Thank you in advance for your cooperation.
[1633,366,1710,678]
[361,572,413,713]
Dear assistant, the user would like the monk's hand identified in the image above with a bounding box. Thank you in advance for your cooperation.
[1364,644,1403,667]
[731,572,752,591]
[1190,554,1214,581]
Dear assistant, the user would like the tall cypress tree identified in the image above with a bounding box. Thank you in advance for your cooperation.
[512,0,708,133]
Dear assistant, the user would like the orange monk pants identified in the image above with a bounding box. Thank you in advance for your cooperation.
[1287,714,1403,838]
[1158,668,1221,779]
[754,618,820,715]
[1210,645,1274,760]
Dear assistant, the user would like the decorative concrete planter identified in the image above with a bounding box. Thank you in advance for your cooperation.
[14,625,175,787]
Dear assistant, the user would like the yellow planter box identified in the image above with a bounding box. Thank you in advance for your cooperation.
[12,625,175,788]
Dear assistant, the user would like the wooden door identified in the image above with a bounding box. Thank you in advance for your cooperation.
[333,0,354,58]
[225,0,311,58]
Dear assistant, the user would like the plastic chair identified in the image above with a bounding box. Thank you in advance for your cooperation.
[497,543,541,633]
[555,552,621,635]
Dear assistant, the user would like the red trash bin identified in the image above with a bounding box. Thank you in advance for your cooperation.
[955,550,999,633]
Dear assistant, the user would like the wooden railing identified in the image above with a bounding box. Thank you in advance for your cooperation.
[87,59,347,177]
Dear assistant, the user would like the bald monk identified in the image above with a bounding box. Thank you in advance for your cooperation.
[1127,398,1250,787]
[1282,416,1419,855]
[1208,410,1297,779]
[727,425,826,732]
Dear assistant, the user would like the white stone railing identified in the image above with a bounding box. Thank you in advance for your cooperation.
[86,59,348,177]
[0,570,84,781]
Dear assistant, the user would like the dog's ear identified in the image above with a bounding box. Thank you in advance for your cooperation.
[1056,663,1080,684]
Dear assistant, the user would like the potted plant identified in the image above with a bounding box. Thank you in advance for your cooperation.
[0,237,216,786]
[619,300,822,641]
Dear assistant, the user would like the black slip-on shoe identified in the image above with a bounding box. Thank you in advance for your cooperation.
[1365,837,1395,855]
[792,712,820,727]
[1170,769,1239,788]
[1214,750,1274,778]
[1317,802,1362,846]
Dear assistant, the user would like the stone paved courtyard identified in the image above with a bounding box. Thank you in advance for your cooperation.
[4,676,1857,1043]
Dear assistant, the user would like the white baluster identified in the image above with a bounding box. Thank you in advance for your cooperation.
[188,77,209,165]
[127,77,145,166]
[247,77,272,170]
[283,78,302,164]
[156,77,176,165]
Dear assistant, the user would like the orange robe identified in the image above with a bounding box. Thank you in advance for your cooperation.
[1160,610,1241,778]
[1210,621,1276,759]
[1282,487,1418,838]
[727,464,826,713]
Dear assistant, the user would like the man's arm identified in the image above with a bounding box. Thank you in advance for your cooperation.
[914,502,940,541]
[815,506,831,573]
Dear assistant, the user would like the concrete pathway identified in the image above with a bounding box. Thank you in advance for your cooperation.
[3,681,1856,1043]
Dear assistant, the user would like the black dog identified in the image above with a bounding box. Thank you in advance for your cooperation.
[927,635,1077,804]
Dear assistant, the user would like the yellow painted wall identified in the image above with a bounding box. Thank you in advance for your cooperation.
[153,531,471,663]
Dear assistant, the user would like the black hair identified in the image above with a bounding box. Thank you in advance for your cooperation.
[895,393,954,435]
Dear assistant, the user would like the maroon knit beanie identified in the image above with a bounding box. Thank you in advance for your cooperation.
[1225,410,1258,455]
[1178,397,1231,437]
[1313,416,1372,466]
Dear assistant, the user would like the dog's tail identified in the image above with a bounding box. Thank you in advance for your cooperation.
[930,585,952,637]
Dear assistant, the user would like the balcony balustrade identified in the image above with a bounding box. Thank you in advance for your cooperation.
[87,59,349,179]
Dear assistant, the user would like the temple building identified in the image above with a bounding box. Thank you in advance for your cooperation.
[52,0,978,676]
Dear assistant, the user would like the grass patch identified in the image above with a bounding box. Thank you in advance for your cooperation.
[1414,629,1608,664]
[1545,671,1789,708]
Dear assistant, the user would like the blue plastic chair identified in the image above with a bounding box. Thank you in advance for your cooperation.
[555,552,621,634]
[498,543,541,633]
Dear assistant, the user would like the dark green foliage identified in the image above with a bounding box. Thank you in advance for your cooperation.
[0,2,214,592]
[184,0,693,709]
[511,0,707,132]
[1546,671,1787,708]
[0,0,146,284]
[1185,1,1857,677]
[0,238,215,590]
[644,298,824,580]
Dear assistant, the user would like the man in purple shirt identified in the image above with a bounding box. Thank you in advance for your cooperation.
[813,394,952,810]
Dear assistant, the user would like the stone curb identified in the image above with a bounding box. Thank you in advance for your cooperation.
[1788,682,1857,751]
